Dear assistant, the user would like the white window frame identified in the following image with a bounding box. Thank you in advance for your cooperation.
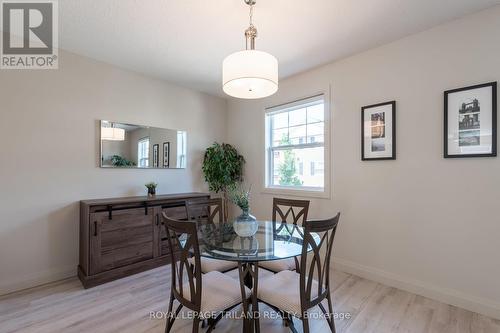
[176,131,187,168]
[137,137,150,167]
[263,93,331,199]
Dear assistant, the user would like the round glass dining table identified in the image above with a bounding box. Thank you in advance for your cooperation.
[195,220,320,333]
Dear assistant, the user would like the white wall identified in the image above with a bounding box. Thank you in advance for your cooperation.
[0,50,227,294]
[227,7,500,319]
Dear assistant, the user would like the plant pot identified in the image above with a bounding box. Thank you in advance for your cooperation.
[147,189,156,197]
[233,209,258,237]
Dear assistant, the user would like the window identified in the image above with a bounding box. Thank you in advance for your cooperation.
[138,137,150,167]
[176,131,187,168]
[265,95,326,191]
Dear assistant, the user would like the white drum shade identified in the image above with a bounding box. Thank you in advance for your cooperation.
[101,127,125,141]
[223,50,278,99]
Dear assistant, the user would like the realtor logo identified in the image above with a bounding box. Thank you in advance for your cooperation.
[1,0,58,69]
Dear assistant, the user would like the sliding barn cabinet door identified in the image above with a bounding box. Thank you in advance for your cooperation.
[89,207,159,275]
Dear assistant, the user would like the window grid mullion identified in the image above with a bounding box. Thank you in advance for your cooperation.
[271,142,324,150]
[305,107,308,143]
[286,111,290,143]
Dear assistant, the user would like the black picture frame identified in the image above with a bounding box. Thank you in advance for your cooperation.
[361,101,396,161]
[153,144,159,167]
[163,142,170,168]
[444,82,497,158]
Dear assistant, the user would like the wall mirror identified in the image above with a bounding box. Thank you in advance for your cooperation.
[100,120,187,169]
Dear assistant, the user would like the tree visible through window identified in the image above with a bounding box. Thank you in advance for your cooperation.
[265,95,325,190]
[278,135,303,186]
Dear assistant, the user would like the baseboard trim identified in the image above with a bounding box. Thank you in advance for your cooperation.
[333,257,500,320]
[0,265,76,296]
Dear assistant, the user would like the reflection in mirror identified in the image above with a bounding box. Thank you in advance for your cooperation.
[100,120,187,169]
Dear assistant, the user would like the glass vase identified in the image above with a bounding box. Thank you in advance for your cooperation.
[233,209,258,237]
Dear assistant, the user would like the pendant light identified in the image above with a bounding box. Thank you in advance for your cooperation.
[101,123,125,141]
[222,0,278,99]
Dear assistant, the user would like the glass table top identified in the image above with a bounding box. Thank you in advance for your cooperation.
[193,221,320,262]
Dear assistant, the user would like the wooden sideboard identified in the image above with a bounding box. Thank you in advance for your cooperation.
[78,192,209,288]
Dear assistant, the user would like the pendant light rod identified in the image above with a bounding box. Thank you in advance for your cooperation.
[245,26,257,50]
[244,0,257,50]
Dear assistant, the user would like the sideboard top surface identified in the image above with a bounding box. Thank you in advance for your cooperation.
[81,192,209,206]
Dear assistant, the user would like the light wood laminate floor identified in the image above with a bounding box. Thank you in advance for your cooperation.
[1,266,499,333]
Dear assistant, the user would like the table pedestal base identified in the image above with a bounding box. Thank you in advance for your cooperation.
[237,262,260,333]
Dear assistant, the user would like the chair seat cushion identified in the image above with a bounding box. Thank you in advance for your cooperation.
[259,257,297,272]
[258,270,318,316]
[189,257,238,273]
[182,271,251,318]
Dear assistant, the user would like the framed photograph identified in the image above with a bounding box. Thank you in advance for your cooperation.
[444,82,497,158]
[152,144,159,167]
[163,142,170,168]
[361,101,396,160]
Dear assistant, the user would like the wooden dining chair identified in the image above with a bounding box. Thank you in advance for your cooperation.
[257,213,340,333]
[185,198,238,273]
[260,198,310,273]
[186,198,223,226]
[163,215,251,333]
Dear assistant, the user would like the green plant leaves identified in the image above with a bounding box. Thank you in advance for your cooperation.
[202,142,245,193]
[111,155,136,167]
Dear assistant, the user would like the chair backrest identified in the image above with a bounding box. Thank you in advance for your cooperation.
[272,197,310,226]
[186,198,224,226]
[299,213,340,312]
[163,214,202,312]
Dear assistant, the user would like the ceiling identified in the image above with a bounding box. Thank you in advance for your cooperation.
[59,0,500,97]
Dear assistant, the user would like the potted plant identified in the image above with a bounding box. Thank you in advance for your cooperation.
[228,184,258,237]
[202,142,245,220]
[228,183,254,219]
[145,182,157,197]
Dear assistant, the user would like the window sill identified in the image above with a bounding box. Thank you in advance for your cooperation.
[261,186,330,200]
